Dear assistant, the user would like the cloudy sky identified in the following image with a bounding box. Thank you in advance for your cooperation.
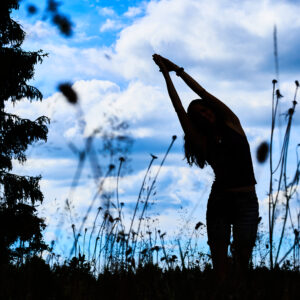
[9,0,300,259]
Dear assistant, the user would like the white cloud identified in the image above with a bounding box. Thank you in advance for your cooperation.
[23,20,55,40]
[130,127,155,138]
[100,19,124,32]
[102,0,300,84]
[124,7,143,18]
[21,0,300,129]
[5,78,182,164]
[22,0,300,89]
[97,7,116,17]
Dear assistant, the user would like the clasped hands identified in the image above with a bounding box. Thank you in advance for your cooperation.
[152,54,179,74]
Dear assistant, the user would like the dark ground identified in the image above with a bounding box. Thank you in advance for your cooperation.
[1,257,299,300]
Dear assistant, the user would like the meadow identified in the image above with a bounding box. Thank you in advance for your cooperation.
[1,2,299,299]
[1,80,300,300]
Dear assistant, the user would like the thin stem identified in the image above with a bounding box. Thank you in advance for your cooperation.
[127,155,157,244]
[116,158,124,228]
[88,207,102,261]
[269,80,278,269]
[275,100,297,264]
[133,136,177,258]
[69,165,114,258]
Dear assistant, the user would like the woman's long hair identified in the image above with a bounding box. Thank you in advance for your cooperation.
[184,99,220,168]
[184,134,206,168]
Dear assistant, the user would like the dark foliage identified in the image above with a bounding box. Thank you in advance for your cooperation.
[0,258,299,300]
[0,0,49,263]
[26,0,73,37]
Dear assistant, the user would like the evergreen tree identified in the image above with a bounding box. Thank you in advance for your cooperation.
[0,0,50,263]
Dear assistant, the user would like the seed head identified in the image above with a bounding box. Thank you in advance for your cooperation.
[256,141,269,163]
[195,221,204,230]
[104,54,111,60]
[52,14,73,37]
[58,82,78,104]
[288,108,294,116]
[27,5,37,15]
[276,89,283,98]
[151,246,160,252]
[160,232,166,238]
[126,247,132,256]
[47,0,60,12]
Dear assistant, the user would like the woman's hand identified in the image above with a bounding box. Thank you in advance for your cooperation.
[152,54,169,75]
[159,56,179,72]
[152,54,162,67]
[153,54,179,73]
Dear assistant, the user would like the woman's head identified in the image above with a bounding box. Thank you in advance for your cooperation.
[187,99,216,128]
[184,99,220,168]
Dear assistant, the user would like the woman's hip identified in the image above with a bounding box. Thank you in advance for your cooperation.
[206,188,259,229]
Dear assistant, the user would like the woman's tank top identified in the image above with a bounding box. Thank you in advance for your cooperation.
[206,125,257,190]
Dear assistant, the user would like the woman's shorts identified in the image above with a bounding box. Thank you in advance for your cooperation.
[206,187,259,249]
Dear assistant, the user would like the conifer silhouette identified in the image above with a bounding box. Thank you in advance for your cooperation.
[0,0,49,263]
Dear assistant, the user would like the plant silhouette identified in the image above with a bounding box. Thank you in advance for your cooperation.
[0,0,49,264]
[1,2,299,300]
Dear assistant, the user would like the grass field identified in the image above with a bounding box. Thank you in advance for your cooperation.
[1,256,299,300]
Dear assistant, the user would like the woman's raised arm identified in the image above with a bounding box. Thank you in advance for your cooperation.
[153,54,207,154]
[179,70,240,122]
[158,55,242,128]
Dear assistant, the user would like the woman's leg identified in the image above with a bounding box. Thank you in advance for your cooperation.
[232,242,254,279]
[209,240,230,282]
[232,191,259,280]
[206,190,231,282]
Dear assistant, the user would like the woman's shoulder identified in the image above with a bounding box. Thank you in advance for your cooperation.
[224,119,246,137]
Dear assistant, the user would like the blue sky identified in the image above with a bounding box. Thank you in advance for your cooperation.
[8,0,300,262]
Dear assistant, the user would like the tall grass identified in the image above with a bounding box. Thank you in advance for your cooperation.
[268,79,300,270]
[45,76,300,275]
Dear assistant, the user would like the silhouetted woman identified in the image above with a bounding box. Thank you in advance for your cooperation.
[153,54,259,283]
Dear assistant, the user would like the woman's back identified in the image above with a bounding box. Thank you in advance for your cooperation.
[206,125,257,190]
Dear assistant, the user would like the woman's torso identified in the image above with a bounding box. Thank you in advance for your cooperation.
[206,124,257,191]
